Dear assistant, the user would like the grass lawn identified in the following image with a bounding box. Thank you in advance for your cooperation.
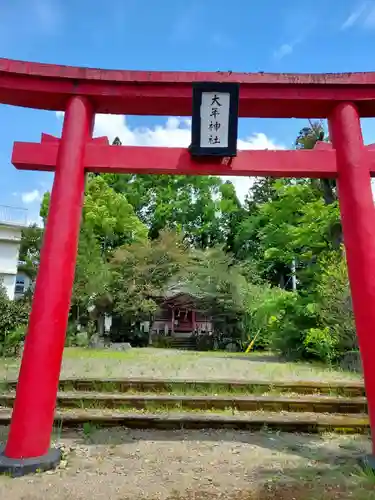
[0,347,362,382]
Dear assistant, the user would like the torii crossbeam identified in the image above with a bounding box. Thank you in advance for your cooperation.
[13,133,341,177]
[11,133,375,177]
[2,58,375,475]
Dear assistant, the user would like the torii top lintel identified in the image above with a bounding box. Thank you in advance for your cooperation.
[4,58,375,178]
[2,58,375,118]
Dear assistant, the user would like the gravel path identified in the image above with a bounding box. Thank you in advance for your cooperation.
[0,428,372,499]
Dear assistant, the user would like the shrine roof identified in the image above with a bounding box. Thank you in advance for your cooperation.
[152,283,205,308]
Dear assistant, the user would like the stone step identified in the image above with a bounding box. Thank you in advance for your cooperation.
[0,392,367,414]
[167,337,196,350]
[0,408,368,433]
[2,378,364,397]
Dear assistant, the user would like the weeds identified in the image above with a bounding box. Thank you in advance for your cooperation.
[82,421,97,441]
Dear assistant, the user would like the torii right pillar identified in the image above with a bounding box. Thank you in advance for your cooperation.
[329,102,375,466]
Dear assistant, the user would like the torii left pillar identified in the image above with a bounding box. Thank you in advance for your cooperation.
[0,96,94,476]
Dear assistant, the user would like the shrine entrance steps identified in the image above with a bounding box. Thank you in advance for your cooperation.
[168,336,197,350]
[0,378,368,434]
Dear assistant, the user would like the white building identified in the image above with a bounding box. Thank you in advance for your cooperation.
[0,205,27,299]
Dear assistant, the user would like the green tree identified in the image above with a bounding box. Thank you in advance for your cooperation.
[83,175,147,251]
[242,282,291,349]
[73,226,110,310]
[110,231,191,322]
[40,176,147,316]
[219,180,245,253]
[18,224,43,281]
[235,119,341,287]
[103,173,244,249]
[181,247,249,340]
[104,136,245,250]
[40,176,148,253]
[295,120,337,206]
[236,180,339,287]
[234,177,285,263]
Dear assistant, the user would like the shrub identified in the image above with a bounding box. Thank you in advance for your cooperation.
[194,333,214,351]
[152,335,173,348]
[2,325,26,357]
[315,251,356,355]
[65,323,90,348]
[268,294,319,360]
[304,327,338,365]
[65,322,79,347]
[242,283,293,350]
[0,284,30,356]
[267,251,356,364]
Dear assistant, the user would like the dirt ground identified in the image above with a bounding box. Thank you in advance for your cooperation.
[0,428,373,500]
[0,349,362,383]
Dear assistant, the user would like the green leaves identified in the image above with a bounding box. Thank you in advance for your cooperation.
[304,327,338,364]
[41,176,148,250]
[18,224,43,280]
[40,176,148,312]
[73,226,110,309]
[110,231,191,321]
[103,173,241,249]
[83,176,148,247]
[235,179,340,288]
[0,284,30,355]
[314,251,356,355]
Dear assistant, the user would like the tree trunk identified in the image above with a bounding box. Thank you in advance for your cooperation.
[320,179,337,205]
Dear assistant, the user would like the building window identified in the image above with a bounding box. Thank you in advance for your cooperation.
[15,276,25,295]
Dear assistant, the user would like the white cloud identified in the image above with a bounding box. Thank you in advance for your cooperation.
[21,189,42,204]
[94,115,193,148]
[274,43,294,60]
[237,133,284,151]
[273,36,303,60]
[57,113,284,202]
[341,4,367,29]
[341,2,375,30]
[92,114,283,151]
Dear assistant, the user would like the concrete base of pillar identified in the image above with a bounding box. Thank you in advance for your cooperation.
[0,446,61,477]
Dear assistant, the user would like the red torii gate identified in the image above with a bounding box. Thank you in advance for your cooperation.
[1,58,375,474]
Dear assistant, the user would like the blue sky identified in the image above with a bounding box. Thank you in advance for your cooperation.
[2,0,375,221]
